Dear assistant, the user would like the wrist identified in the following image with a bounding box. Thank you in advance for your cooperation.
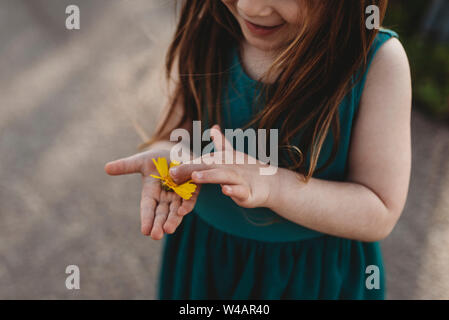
[264,168,307,211]
[264,166,282,210]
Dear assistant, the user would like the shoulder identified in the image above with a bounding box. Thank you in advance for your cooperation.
[369,35,410,80]
[361,33,411,109]
[353,30,410,107]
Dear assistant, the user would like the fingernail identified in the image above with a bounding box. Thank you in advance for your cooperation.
[169,167,177,176]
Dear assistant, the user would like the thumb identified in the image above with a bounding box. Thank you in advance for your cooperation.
[104,153,144,176]
[210,124,233,152]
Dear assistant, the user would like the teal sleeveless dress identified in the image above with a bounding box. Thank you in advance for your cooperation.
[158,29,398,299]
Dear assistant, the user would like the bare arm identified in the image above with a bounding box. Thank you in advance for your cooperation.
[266,38,412,242]
[163,38,411,242]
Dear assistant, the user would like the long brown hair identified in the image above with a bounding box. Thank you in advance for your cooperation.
[143,0,389,181]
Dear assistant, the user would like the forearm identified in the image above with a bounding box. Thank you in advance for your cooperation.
[267,168,393,242]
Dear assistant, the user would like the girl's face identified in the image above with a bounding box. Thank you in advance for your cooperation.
[221,0,305,51]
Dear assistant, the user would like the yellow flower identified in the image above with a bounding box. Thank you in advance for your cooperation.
[150,157,197,200]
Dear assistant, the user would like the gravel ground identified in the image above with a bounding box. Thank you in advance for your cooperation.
[1,0,448,299]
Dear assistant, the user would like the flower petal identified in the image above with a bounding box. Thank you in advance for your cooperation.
[172,181,197,200]
[169,160,181,168]
[152,157,169,178]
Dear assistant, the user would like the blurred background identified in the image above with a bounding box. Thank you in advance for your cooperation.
[0,0,448,299]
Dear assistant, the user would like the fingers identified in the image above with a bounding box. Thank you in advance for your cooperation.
[150,190,170,240]
[177,185,201,216]
[222,184,250,203]
[105,153,144,176]
[140,176,160,236]
[163,196,182,234]
[168,124,234,184]
[169,163,210,184]
[191,168,243,185]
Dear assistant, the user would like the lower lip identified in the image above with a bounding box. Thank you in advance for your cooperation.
[244,20,284,37]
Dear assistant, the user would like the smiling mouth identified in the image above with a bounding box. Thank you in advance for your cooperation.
[244,20,285,36]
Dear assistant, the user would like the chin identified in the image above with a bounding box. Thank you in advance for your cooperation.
[244,34,283,52]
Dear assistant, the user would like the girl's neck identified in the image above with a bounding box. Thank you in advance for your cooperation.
[240,41,280,84]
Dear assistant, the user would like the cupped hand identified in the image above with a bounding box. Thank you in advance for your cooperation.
[104,149,200,240]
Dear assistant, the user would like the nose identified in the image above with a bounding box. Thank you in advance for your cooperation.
[237,0,274,18]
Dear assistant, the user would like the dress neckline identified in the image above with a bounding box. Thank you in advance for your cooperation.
[232,46,264,85]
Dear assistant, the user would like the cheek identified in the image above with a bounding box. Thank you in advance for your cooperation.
[276,3,306,43]
[280,13,300,26]
[277,0,305,25]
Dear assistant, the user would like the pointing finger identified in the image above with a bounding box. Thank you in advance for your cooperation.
[169,163,210,184]
[191,169,242,185]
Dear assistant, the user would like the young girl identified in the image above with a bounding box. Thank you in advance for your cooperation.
[105,0,411,299]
